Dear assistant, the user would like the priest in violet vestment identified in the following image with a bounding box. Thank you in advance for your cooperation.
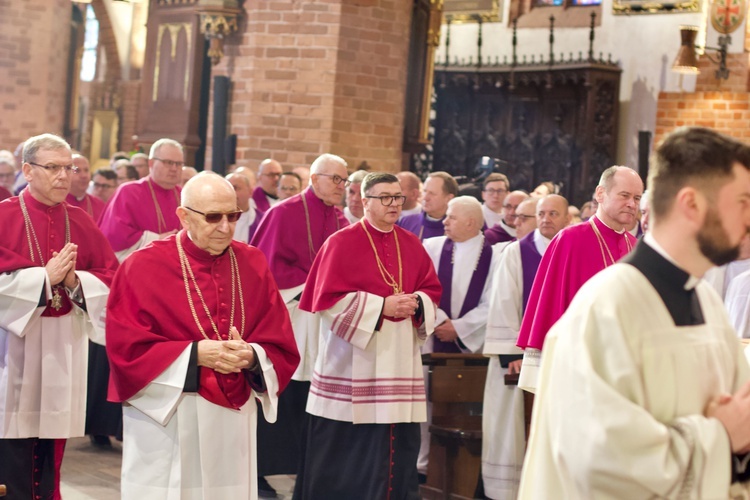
[520,126,750,499]
[250,153,349,496]
[419,196,505,481]
[98,138,184,261]
[484,190,529,245]
[294,172,441,500]
[516,165,643,392]
[482,194,569,500]
[107,173,299,499]
[226,172,261,243]
[252,158,283,214]
[397,171,457,241]
[0,133,119,499]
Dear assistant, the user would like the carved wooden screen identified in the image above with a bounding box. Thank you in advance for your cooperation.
[432,63,620,205]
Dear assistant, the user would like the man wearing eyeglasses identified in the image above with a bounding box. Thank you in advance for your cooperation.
[253,158,284,214]
[482,194,569,500]
[250,153,349,497]
[99,138,184,262]
[294,172,441,500]
[485,190,530,246]
[398,171,458,241]
[65,153,106,223]
[278,171,302,201]
[0,133,119,499]
[481,172,511,229]
[106,172,299,499]
[90,168,118,204]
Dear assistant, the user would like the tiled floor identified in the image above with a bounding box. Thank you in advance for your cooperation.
[59,437,296,499]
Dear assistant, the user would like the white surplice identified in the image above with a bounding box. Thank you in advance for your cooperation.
[704,258,750,300]
[232,201,258,244]
[0,268,109,438]
[121,343,279,500]
[518,263,750,499]
[482,229,549,500]
[306,290,436,424]
[482,203,503,229]
[343,207,360,225]
[280,285,319,382]
[725,268,750,339]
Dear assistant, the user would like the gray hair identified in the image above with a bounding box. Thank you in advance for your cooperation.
[149,138,183,159]
[23,134,71,164]
[598,165,631,191]
[447,196,483,226]
[348,170,369,184]
[310,153,347,174]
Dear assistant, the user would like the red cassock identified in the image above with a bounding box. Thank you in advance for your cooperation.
[300,220,442,318]
[0,190,118,293]
[516,216,637,351]
[65,193,106,226]
[106,231,300,409]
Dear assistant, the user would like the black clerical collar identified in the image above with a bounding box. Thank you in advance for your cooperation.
[623,240,705,326]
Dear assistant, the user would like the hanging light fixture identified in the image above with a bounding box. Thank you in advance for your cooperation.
[672,25,730,80]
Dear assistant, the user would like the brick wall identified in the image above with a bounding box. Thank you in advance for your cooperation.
[206,0,411,172]
[654,50,750,146]
[0,0,72,150]
[119,81,142,153]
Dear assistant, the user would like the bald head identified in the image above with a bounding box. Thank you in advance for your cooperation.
[397,171,422,210]
[233,166,257,191]
[181,172,235,208]
[226,172,251,212]
[537,194,570,240]
[181,166,198,187]
[258,159,283,195]
[178,172,238,255]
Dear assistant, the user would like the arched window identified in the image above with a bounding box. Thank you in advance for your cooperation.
[80,5,99,82]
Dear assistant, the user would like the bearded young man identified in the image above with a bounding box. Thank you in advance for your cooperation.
[519,127,750,499]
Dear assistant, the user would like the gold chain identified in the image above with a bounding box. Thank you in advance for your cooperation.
[301,190,340,263]
[147,178,179,234]
[19,192,70,265]
[589,217,632,268]
[176,233,245,341]
[360,219,402,294]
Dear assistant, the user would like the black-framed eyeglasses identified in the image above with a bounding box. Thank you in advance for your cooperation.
[153,157,185,168]
[185,206,242,223]
[28,161,78,175]
[484,188,508,195]
[515,214,536,222]
[317,173,351,187]
[365,195,407,206]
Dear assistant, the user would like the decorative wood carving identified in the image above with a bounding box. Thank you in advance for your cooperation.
[432,62,620,205]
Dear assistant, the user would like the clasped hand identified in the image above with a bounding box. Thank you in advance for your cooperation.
[197,327,256,374]
[47,242,78,288]
[705,380,750,453]
[383,293,419,319]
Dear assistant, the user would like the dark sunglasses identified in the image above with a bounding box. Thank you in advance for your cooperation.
[185,206,242,224]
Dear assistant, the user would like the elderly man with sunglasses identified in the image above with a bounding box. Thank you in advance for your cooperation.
[107,172,299,498]
[0,133,119,499]
[99,138,185,262]
[250,153,349,496]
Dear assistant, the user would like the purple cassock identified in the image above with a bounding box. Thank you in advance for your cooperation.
[484,221,515,246]
[519,232,543,310]
[250,187,348,289]
[252,186,277,215]
[433,237,493,353]
[396,212,445,241]
[98,177,181,252]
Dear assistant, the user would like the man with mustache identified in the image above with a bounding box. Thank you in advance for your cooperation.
[516,165,642,392]
[519,127,750,498]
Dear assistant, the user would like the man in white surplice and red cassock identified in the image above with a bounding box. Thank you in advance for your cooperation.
[294,172,441,500]
[250,154,349,495]
[519,126,750,499]
[0,133,118,499]
[107,173,299,499]
[481,194,569,500]
[98,138,184,262]
[516,165,643,392]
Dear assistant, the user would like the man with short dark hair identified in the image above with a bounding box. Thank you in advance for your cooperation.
[397,171,458,241]
[278,171,302,201]
[99,138,184,261]
[0,133,119,499]
[516,166,642,392]
[294,172,441,499]
[253,159,283,214]
[481,172,510,228]
[519,127,750,498]
[91,168,117,203]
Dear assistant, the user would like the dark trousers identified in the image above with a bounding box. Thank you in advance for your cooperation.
[0,438,66,500]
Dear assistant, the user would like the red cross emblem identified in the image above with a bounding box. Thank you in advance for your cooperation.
[711,0,746,34]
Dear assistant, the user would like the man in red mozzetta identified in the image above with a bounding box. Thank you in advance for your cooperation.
[107,172,299,498]
[294,172,442,500]
[0,133,119,499]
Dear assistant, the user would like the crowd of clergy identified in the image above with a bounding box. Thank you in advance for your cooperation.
[4,125,750,499]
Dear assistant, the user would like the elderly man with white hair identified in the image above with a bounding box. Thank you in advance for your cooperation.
[418,195,506,481]
[250,153,349,496]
